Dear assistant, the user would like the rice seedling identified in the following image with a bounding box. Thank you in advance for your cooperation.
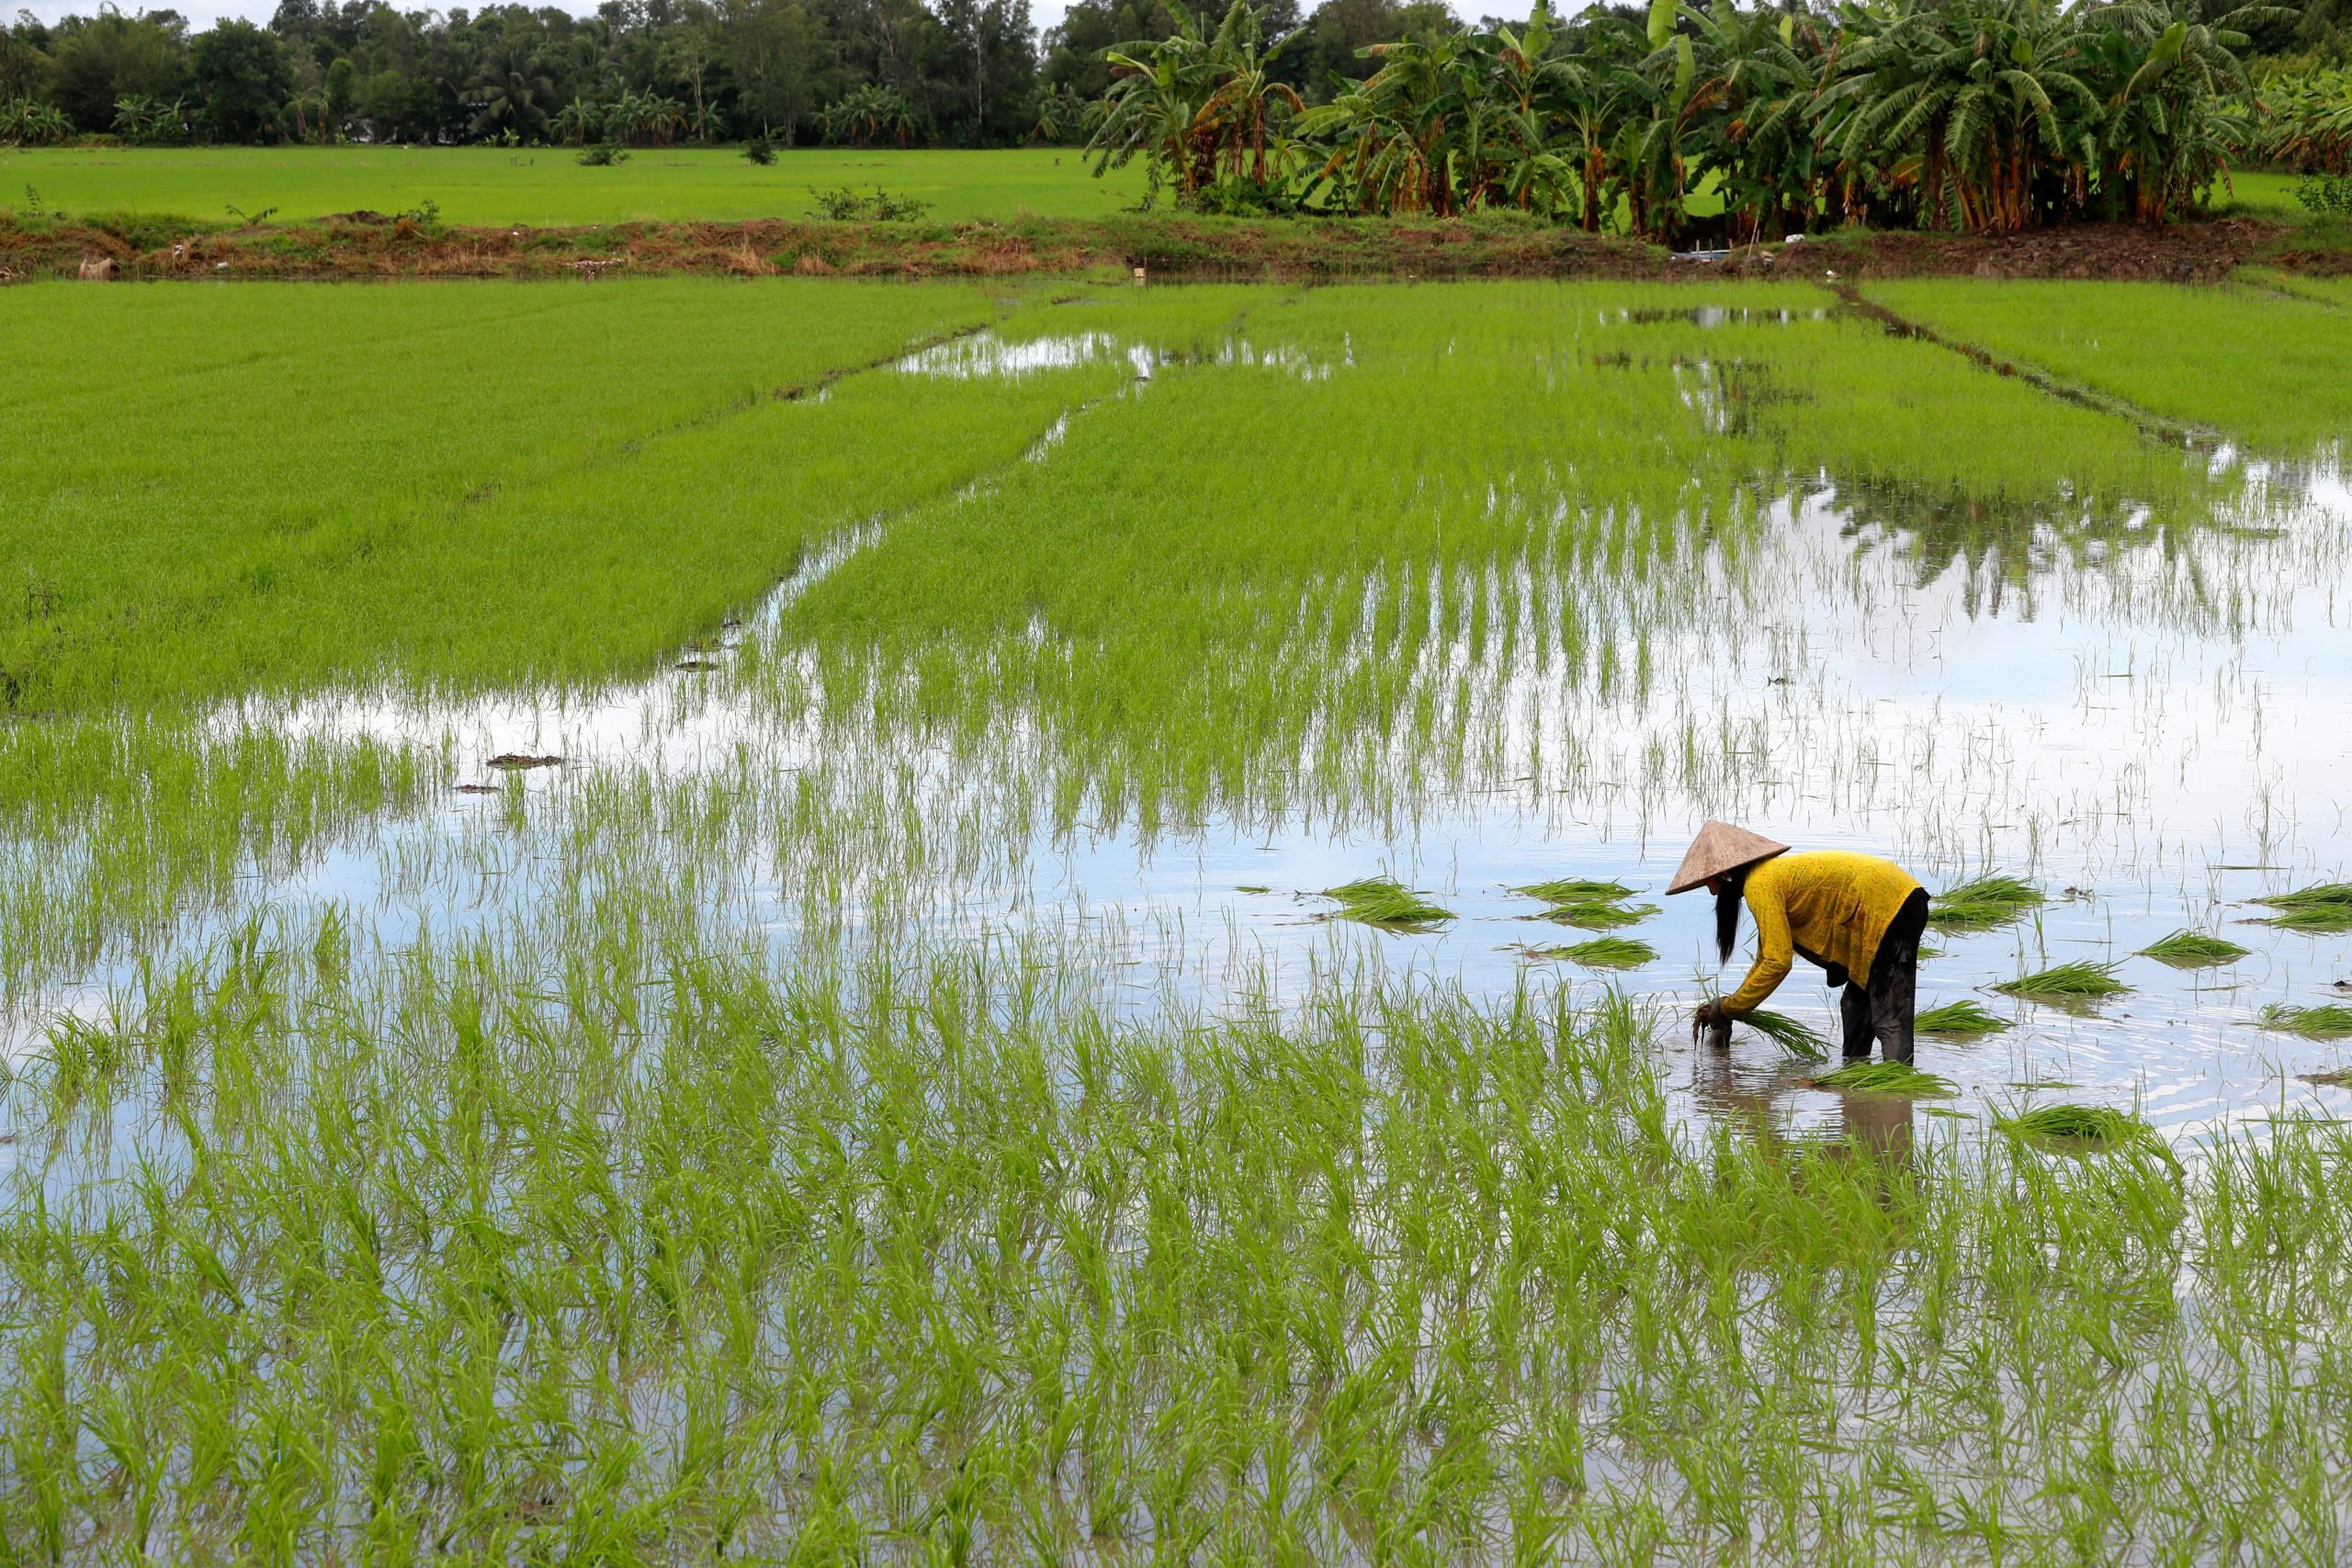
[1914,999,2012,1037]
[1995,961,2131,1000]
[1532,898,1659,931]
[1319,875,1454,930]
[2258,1002,2352,1039]
[2300,1067,2352,1088]
[2137,929,2250,964]
[1521,936,1657,968]
[1995,1103,2156,1147]
[2250,883,2352,933]
[1741,1009,1829,1060]
[1512,877,1638,904]
[1806,1060,1958,1095]
[1928,874,2045,933]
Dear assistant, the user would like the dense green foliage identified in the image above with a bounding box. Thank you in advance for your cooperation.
[0,0,1451,153]
[1089,0,2289,235]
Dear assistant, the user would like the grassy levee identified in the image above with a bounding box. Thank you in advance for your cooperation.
[5,917,2350,1559]
[1862,278,2352,452]
[0,143,1145,225]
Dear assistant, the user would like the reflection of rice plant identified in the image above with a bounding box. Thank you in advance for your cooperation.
[1513,878,1636,904]
[2251,883,2352,933]
[2258,1003,2352,1039]
[1320,876,1453,930]
[1809,1061,1957,1095]
[1915,999,2010,1037]
[1930,874,2044,933]
[2138,929,2248,964]
[1996,1104,2154,1147]
[1743,1010,1827,1060]
[1996,962,2129,999]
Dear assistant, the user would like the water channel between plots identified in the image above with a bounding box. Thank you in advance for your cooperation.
[18,325,2352,1151]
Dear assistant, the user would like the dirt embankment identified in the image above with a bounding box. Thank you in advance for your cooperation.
[2,209,2345,286]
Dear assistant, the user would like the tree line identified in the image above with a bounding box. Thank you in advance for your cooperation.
[1084,0,2352,235]
[0,0,1482,150]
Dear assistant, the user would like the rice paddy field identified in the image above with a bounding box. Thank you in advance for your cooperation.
[5,269,2352,1559]
[0,144,1142,225]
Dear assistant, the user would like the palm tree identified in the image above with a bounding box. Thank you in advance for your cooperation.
[551,97,604,147]
[468,43,556,142]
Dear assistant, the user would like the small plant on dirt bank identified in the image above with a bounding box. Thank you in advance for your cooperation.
[2298,174,2352,219]
[742,137,775,165]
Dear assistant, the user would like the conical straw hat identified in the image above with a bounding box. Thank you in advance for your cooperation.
[1666,820,1790,894]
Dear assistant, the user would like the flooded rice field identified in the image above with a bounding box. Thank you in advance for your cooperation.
[6,278,2352,1559]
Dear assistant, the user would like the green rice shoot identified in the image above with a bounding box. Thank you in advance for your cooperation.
[1808,1061,1958,1096]
[1915,999,2012,1037]
[1930,874,2045,932]
[1995,961,2131,999]
[2258,1002,2352,1039]
[1320,876,1455,930]
[1742,1009,1829,1060]
[2138,929,2250,964]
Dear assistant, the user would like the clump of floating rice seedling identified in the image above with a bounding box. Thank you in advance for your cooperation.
[1915,999,2011,1037]
[1742,1009,1828,1060]
[2300,1067,2352,1088]
[1320,875,1454,931]
[1517,936,1657,968]
[1808,1060,1957,1095]
[1513,877,1638,904]
[1996,961,2130,999]
[2250,882,2352,933]
[1514,877,1656,931]
[1930,874,2045,933]
[2258,1002,2352,1039]
[1996,1103,2155,1147]
[1533,898,1659,931]
[2138,929,2249,964]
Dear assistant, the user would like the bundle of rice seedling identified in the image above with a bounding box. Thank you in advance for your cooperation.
[1512,877,1638,905]
[1742,1010,1828,1060]
[1321,876,1454,931]
[1914,999,2011,1037]
[1995,961,2129,999]
[1995,1103,2153,1146]
[2299,1067,2352,1089]
[2258,1002,2352,1039]
[2251,882,2352,933]
[1557,936,1657,968]
[2138,929,2249,964]
[1929,874,2044,933]
[1532,899,1658,931]
[1807,1061,1957,1096]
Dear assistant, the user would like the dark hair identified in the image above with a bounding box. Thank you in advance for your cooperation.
[1714,868,1747,963]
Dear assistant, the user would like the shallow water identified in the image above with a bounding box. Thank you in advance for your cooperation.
[9,307,2352,1153]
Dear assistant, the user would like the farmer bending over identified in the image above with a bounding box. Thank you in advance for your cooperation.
[1670,821,1928,1063]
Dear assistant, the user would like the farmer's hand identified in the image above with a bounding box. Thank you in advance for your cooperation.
[1691,998,1732,1046]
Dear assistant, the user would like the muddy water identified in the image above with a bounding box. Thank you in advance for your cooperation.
[13,324,2352,1151]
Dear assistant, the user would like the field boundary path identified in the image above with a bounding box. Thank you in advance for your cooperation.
[1830,281,2222,451]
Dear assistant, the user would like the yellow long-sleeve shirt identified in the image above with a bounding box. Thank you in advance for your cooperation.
[1721,851,1924,1015]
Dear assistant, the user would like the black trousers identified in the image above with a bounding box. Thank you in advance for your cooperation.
[1840,888,1928,1064]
